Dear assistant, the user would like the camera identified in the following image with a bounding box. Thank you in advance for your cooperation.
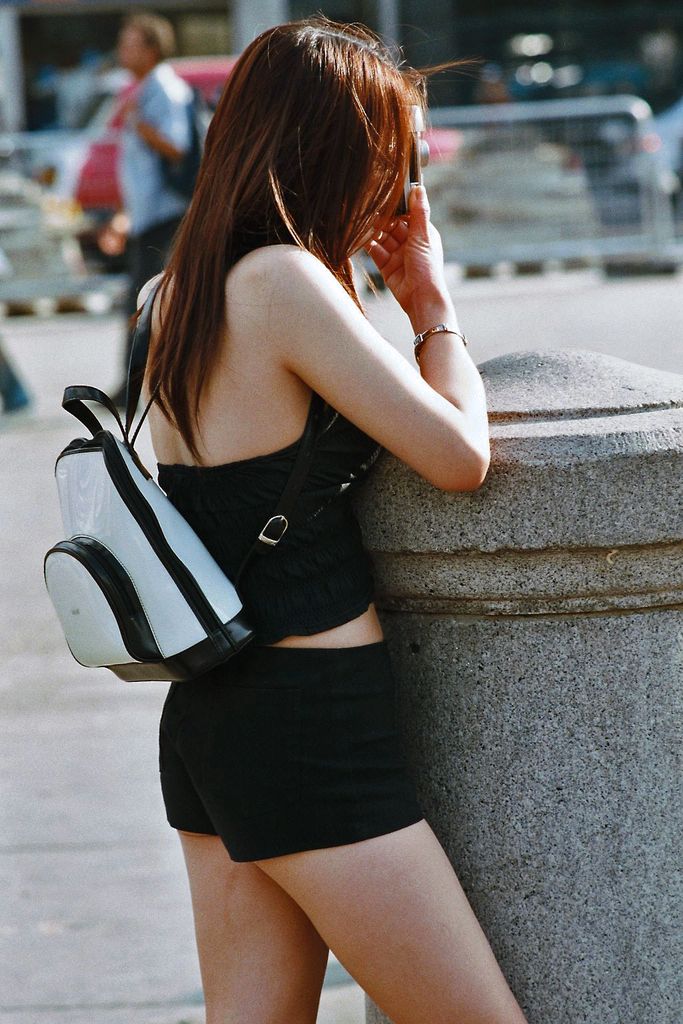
[397,105,430,215]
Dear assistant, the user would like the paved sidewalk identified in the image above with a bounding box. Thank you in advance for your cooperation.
[1,270,681,1023]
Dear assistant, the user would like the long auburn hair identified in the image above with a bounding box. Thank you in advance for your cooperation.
[147,17,429,461]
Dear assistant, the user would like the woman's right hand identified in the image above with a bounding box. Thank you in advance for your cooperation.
[365,185,452,328]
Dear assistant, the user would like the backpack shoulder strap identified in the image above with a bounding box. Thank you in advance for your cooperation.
[62,385,125,438]
[235,391,326,587]
[59,281,161,444]
[124,278,163,442]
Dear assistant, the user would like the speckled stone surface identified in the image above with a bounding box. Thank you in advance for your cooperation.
[356,350,683,1024]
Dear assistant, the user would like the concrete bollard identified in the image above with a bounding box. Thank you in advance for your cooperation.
[355,350,683,1024]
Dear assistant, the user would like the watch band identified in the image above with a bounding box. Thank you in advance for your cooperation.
[413,323,468,364]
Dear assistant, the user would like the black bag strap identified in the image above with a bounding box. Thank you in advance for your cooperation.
[125,278,163,441]
[62,385,125,438]
[60,281,162,445]
[234,390,325,587]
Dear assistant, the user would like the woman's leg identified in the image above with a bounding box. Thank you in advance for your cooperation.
[253,819,529,1024]
[178,831,330,1024]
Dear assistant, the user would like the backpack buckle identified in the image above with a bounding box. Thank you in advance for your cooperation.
[258,515,288,546]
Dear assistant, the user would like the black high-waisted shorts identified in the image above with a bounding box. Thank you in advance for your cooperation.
[158,640,424,862]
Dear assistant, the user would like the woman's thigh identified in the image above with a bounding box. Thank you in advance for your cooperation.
[178,831,329,1024]
[253,819,528,1024]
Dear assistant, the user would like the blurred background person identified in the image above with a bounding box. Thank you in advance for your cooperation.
[98,12,192,408]
[0,344,31,417]
[0,244,31,418]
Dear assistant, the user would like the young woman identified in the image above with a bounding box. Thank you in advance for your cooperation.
[141,18,529,1024]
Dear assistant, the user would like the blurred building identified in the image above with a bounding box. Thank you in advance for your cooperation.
[439,1,683,113]
[0,1,682,131]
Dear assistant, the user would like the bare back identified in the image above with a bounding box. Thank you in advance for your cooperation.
[147,252,317,468]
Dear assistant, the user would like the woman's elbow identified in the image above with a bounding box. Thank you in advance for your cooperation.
[430,445,491,493]
[461,449,491,491]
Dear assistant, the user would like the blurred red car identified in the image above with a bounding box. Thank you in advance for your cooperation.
[75,55,238,216]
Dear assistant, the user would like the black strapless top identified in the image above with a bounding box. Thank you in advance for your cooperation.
[157,397,383,645]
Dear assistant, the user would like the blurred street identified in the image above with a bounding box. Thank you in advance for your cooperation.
[0,268,681,1024]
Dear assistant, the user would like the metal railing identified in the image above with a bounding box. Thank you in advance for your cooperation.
[425,95,680,266]
[1,93,681,309]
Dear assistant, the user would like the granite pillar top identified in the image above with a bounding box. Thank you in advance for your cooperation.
[354,349,683,553]
[483,349,683,422]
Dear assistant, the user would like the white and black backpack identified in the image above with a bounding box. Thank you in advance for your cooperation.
[44,283,323,682]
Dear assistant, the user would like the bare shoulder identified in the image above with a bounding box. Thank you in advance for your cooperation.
[226,244,348,318]
[228,243,325,286]
[224,246,358,373]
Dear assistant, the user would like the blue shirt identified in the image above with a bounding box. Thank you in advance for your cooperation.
[119,63,192,236]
